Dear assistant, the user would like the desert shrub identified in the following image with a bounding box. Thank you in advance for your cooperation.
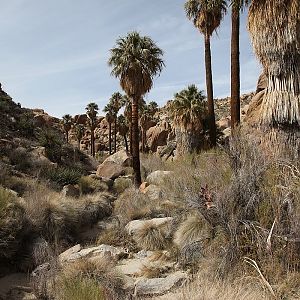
[139,264,170,278]
[140,153,168,179]
[113,177,133,194]
[17,112,35,137]
[38,129,63,162]
[79,176,109,195]
[135,222,168,251]
[40,166,82,188]
[8,147,31,171]
[0,187,30,260]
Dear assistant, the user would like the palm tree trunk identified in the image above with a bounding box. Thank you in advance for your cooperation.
[114,118,117,153]
[132,95,142,186]
[108,122,112,155]
[129,113,133,155]
[231,7,240,129]
[66,131,69,143]
[78,140,81,150]
[91,129,95,157]
[204,34,216,147]
[124,134,129,152]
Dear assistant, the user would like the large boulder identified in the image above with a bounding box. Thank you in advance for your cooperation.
[134,271,187,296]
[96,150,132,180]
[146,170,173,185]
[146,121,170,152]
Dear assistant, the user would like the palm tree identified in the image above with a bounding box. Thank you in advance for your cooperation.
[185,0,227,146]
[230,0,249,129]
[248,0,300,128]
[169,85,207,155]
[61,114,73,143]
[103,103,114,155]
[118,115,129,152]
[85,102,99,157]
[74,124,85,150]
[109,31,165,186]
[122,95,133,154]
[110,92,123,153]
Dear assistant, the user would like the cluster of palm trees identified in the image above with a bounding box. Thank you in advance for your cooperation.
[61,0,299,186]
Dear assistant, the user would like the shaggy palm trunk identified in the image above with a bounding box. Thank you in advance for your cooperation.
[91,129,95,157]
[114,118,117,153]
[175,128,203,155]
[248,0,300,127]
[141,126,146,153]
[66,131,69,143]
[231,8,241,129]
[77,140,81,150]
[108,122,112,155]
[124,134,129,152]
[132,95,142,186]
[204,34,217,147]
[248,0,300,157]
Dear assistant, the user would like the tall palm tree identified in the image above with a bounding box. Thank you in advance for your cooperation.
[170,85,207,155]
[185,0,227,147]
[248,0,300,127]
[110,92,124,153]
[103,103,114,155]
[74,124,85,150]
[85,102,99,157]
[230,0,249,129]
[122,95,133,154]
[118,115,129,152]
[61,114,73,143]
[109,31,165,186]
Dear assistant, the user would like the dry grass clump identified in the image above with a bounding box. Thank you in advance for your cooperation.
[135,222,169,251]
[140,153,169,179]
[173,272,272,300]
[97,222,137,253]
[173,214,209,248]
[78,176,109,195]
[24,185,113,245]
[55,258,128,300]
[114,187,162,223]
[139,264,171,278]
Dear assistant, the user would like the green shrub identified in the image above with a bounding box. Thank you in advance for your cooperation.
[8,148,31,172]
[38,129,63,163]
[57,277,105,300]
[41,166,82,187]
[17,112,35,137]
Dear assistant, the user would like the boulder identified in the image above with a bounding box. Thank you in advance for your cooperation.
[29,146,57,168]
[61,184,80,198]
[217,117,231,130]
[146,121,170,152]
[157,142,176,160]
[59,244,82,263]
[146,171,173,185]
[244,90,265,127]
[134,271,187,296]
[143,184,163,201]
[125,217,173,236]
[96,161,126,180]
[60,244,127,262]
[96,150,132,180]
[256,73,268,93]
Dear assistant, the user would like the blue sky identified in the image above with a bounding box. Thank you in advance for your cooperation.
[0,0,261,117]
